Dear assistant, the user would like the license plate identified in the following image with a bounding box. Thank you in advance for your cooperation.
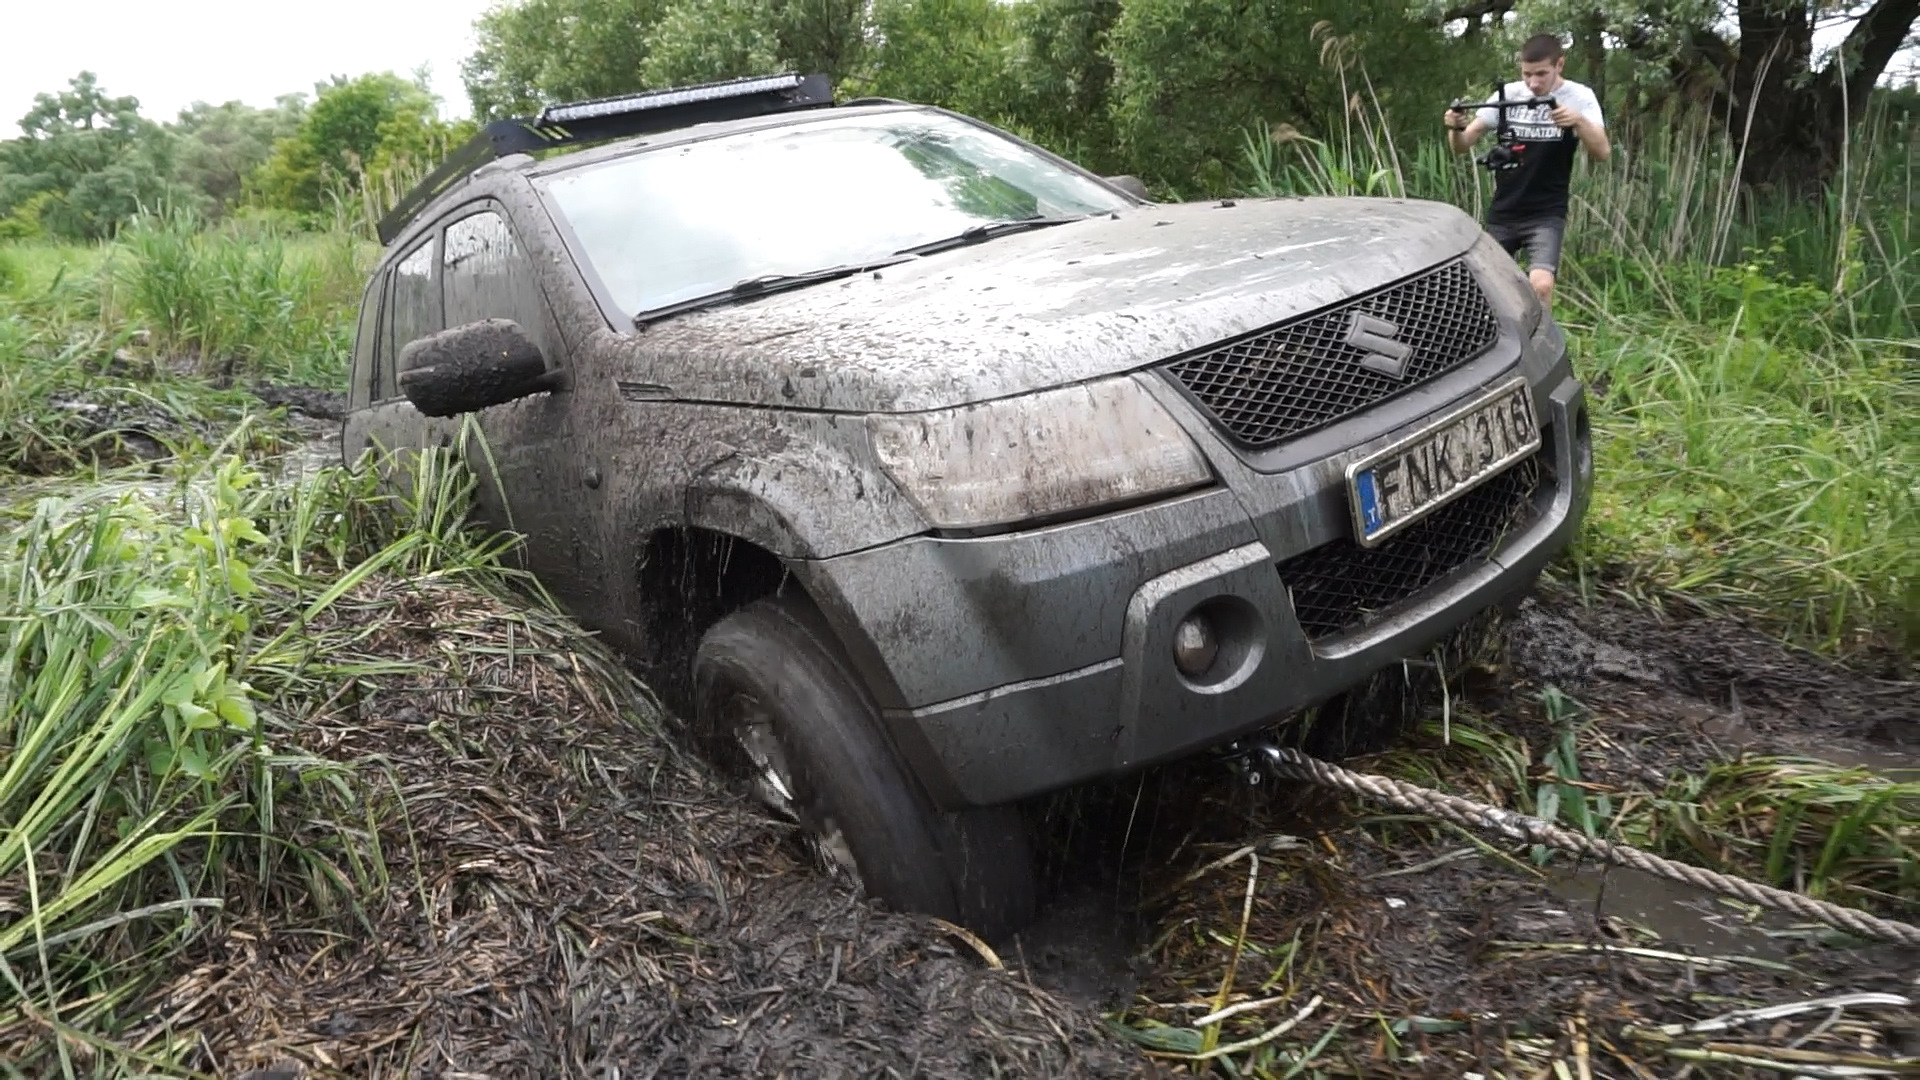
[1346,378,1540,546]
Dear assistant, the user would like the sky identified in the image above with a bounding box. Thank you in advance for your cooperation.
[2,1,1909,139]
[1,0,501,136]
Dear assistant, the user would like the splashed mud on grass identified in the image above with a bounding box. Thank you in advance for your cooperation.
[108,577,1140,1078]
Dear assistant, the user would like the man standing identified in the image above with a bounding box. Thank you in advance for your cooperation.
[1444,34,1609,305]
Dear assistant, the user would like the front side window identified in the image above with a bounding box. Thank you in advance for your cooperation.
[380,239,439,400]
[443,209,556,359]
[539,110,1129,320]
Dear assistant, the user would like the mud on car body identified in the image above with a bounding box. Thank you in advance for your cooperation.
[344,74,1593,937]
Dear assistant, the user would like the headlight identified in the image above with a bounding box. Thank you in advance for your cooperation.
[1467,232,1543,340]
[869,376,1211,530]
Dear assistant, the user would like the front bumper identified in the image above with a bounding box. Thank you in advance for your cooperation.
[799,361,1591,809]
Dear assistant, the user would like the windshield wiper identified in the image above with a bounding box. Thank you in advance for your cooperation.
[633,256,914,327]
[895,216,1082,257]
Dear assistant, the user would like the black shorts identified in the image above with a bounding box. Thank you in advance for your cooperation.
[1486,216,1566,276]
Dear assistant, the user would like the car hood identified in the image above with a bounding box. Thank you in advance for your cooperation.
[601,196,1485,413]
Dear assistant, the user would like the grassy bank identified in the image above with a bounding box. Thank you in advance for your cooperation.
[0,441,520,1073]
[1248,105,1917,657]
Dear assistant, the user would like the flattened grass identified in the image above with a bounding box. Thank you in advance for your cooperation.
[0,217,372,478]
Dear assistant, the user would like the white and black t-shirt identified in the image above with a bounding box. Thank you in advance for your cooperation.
[1476,78,1604,223]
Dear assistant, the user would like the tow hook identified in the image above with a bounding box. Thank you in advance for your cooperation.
[1217,737,1285,787]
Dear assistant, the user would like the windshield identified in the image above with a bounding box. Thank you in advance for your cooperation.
[539,110,1131,319]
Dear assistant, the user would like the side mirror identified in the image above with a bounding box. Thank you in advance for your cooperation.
[398,319,556,418]
[1105,174,1151,201]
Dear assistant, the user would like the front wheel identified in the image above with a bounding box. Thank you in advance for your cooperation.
[693,596,1036,939]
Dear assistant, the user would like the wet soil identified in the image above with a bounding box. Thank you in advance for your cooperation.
[122,576,1142,1079]
[1504,589,1918,775]
[250,383,348,423]
[124,565,1914,1078]
[1016,584,1918,1076]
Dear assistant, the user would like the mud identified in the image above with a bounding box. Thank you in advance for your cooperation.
[1023,582,1917,1076]
[127,577,1143,1079]
[1505,589,1916,767]
[94,442,1917,1078]
[251,383,349,422]
[5,382,343,477]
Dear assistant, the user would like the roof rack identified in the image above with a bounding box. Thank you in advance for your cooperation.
[375,72,834,245]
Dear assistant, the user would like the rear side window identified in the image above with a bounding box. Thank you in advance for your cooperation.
[349,275,383,410]
[379,239,439,400]
[443,210,555,359]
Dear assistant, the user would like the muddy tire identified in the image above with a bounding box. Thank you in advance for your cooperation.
[693,596,1036,940]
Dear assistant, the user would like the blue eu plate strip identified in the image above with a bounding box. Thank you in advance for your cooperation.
[1356,470,1383,538]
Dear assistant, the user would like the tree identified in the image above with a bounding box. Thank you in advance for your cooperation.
[462,0,867,116]
[249,73,448,213]
[462,0,670,118]
[1108,0,1485,189]
[169,96,307,213]
[643,0,785,86]
[1727,0,1918,196]
[1004,0,1125,168]
[1506,0,1919,196]
[772,0,871,83]
[862,0,1020,119]
[0,72,186,239]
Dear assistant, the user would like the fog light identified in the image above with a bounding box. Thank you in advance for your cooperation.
[1173,613,1219,678]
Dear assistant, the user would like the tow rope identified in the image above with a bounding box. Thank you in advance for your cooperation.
[1240,742,1920,948]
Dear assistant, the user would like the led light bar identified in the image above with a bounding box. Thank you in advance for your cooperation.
[540,73,809,124]
[376,73,834,245]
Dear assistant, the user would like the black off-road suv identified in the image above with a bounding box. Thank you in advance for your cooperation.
[345,74,1592,937]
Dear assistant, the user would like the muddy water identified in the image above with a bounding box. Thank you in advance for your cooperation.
[1548,865,1801,961]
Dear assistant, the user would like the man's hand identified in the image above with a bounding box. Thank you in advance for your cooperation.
[1444,107,1485,155]
[1549,103,1612,162]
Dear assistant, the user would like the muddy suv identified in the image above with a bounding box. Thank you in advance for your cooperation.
[344,74,1592,937]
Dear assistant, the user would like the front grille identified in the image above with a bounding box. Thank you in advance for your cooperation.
[1163,260,1500,448]
[1278,454,1544,640]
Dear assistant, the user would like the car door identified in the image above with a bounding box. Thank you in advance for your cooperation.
[434,205,585,588]
[343,206,580,589]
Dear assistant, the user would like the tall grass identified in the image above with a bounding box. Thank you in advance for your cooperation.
[1633,757,1920,909]
[0,216,372,476]
[1244,94,1917,654]
[1246,94,1915,335]
[113,210,370,385]
[0,438,509,1071]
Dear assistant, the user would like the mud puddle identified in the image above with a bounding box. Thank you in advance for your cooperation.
[1547,865,1802,962]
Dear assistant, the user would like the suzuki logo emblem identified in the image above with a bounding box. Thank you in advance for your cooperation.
[1344,312,1412,379]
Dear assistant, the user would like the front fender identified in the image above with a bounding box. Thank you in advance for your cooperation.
[683,421,927,560]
